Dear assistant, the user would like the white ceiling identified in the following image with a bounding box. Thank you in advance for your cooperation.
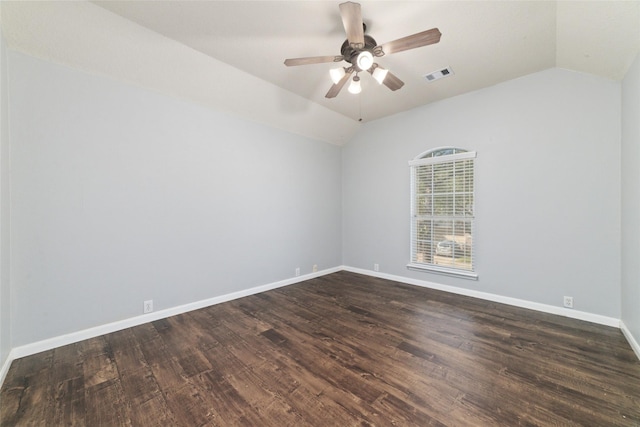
[1,1,639,144]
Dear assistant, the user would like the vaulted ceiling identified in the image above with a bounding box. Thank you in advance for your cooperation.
[1,1,639,144]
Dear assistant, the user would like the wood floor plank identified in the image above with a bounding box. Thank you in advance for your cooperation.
[2,271,640,426]
[84,378,131,426]
[192,369,266,426]
[3,351,57,426]
[161,381,219,426]
[137,338,189,392]
[126,392,175,427]
[52,377,85,426]
[118,367,161,406]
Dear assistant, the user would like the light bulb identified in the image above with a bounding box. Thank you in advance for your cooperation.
[348,76,362,94]
[356,51,373,71]
[329,67,346,84]
[372,66,389,85]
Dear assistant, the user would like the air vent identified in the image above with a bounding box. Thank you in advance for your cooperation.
[424,67,454,82]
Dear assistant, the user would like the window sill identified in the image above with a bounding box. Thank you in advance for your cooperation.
[406,263,478,280]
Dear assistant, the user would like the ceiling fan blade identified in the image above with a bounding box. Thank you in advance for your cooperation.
[326,68,354,98]
[339,2,365,48]
[368,68,404,91]
[382,71,404,91]
[378,28,442,56]
[284,56,344,66]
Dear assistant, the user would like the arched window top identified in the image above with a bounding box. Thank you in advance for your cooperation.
[414,147,468,160]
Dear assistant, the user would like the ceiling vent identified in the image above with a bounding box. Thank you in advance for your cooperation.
[424,67,454,82]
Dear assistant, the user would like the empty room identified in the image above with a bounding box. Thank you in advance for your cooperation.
[0,1,639,425]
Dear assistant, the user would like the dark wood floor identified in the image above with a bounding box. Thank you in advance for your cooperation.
[2,271,640,426]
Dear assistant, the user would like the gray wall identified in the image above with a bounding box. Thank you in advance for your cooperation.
[343,68,621,318]
[3,48,633,354]
[0,27,10,368]
[622,52,640,344]
[9,52,342,346]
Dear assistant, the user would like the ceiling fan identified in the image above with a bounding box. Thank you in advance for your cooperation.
[284,1,441,98]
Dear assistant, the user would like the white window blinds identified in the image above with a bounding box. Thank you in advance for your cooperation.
[409,149,476,277]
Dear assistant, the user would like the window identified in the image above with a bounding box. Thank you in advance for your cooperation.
[408,147,477,278]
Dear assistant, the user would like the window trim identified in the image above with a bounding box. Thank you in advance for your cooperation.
[406,262,478,279]
[407,148,478,280]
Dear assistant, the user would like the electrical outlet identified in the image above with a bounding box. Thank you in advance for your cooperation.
[374,263,379,272]
[144,300,153,314]
[295,267,300,277]
[563,296,573,309]
[312,264,318,273]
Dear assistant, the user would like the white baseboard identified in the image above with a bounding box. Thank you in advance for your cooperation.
[620,320,640,361]
[0,349,15,388]
[342,266,621,328]
[9,266,341,362]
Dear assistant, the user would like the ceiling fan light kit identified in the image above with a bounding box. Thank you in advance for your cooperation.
[372,65,389,85]
[330,67,346,84]
[284,1,442,99]
[356,50,374,71]
[348,75,362,94]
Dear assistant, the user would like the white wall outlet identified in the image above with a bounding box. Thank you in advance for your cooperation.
[374,263,379,272]
[295,267,300,277]
[312,264,318,272]
[144,300,153,314]
[563,296,573,309]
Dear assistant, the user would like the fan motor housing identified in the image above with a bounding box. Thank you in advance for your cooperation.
[341,35,378,70]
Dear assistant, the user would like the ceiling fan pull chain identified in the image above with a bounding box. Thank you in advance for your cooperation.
[358,88,363,122]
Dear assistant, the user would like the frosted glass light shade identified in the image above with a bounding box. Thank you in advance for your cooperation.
[329,67,346,84]
[372,67,389,84]
[348,77,362,94]
[356,51,374,71]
